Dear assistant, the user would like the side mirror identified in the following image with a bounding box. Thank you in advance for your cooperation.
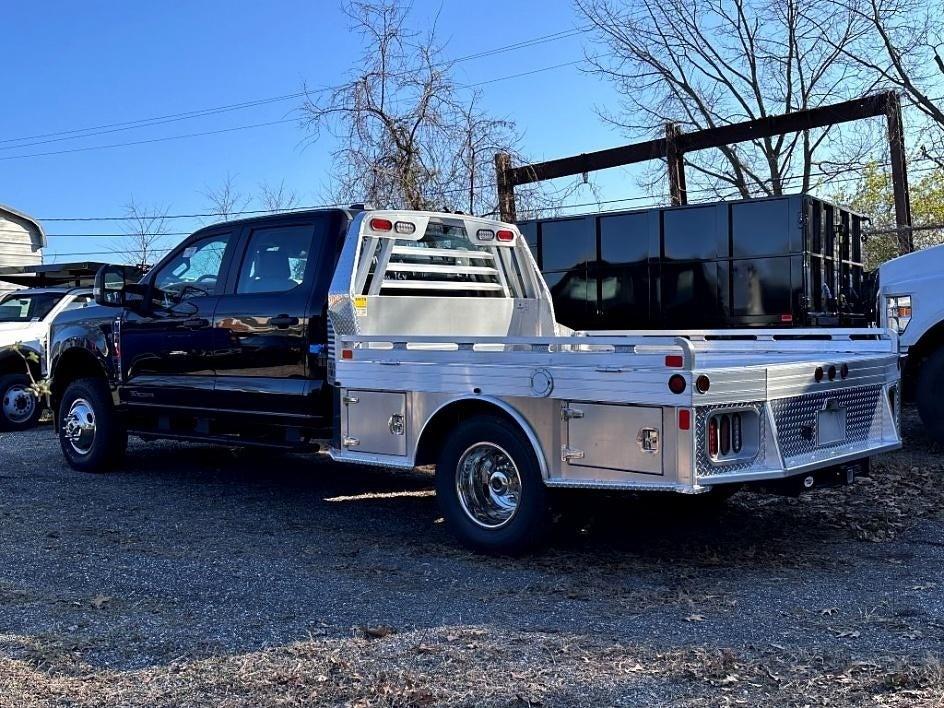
[94,264,128,307]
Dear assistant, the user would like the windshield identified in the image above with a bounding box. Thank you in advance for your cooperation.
[0,292,64,323]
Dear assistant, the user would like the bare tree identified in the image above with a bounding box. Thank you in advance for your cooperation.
[815,0,944,165]
[117,197,171,269]
[576,0,880,199]
[300,0,534,217]
[259,180,299,212]
[202,172,251,222]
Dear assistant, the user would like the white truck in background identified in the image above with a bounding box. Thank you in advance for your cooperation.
[0,263,141,431]
[877,243,944,442]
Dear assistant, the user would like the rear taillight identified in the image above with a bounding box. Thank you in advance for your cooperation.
[370,217,393,232]
[705,410,756,464]
[496,229,515,242]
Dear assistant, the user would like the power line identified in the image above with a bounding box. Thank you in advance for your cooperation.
[0,94,307,152]
[0,118,298,162]
[1,27,590,151]
[0,55,585,164]
[467,60,582,88]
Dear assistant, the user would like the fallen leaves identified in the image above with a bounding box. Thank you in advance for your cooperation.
[89,595,112,610]
[356,625,395,640]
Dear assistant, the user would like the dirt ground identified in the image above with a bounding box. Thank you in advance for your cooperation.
[1,408,943,706]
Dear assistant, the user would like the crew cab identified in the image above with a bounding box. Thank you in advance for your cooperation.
[47,208,903,552]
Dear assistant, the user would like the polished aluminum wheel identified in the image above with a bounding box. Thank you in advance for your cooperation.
[63,398,96,455]
[2,383,36,424]
[455,442,522,529]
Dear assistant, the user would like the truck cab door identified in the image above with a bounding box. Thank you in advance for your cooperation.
[119,230,236,409]
[211,215,337,427]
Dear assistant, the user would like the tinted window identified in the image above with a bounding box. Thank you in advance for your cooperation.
[540,218,596,272]
[237,224,316,294]
[663,206,722,261]
[600,213,650,265]
[153,233,231,299]
[0,292,63,322]
[61,294,94,312]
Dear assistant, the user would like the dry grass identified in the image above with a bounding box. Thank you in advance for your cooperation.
[2,627,943,707]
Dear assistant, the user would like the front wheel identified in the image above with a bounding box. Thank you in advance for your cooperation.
[58,377,126,472]
[917,347,944,444]
[0,373,43,431]
[435,415,551,554]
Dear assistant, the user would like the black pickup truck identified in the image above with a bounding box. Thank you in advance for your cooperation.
[48,208,355,470]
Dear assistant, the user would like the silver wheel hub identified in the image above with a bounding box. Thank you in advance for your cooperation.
[2,384,36,424]
[456,442,522,529]
[63,398,96,455]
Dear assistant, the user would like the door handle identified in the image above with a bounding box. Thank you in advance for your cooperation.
[182,317,210,329]
[270,314,300,329]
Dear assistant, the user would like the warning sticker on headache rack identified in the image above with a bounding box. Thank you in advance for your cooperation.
[353,295,368,315]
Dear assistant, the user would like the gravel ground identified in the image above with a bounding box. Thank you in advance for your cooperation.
[1,409,943,706]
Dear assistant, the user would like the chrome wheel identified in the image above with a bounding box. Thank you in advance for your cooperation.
[2,383,36,424]
[455,442,522,529]
[63,398,96,455]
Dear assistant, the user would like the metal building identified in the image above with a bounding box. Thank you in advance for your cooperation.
[0,205,45,295]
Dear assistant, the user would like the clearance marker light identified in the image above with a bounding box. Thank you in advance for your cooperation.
[668,374,686,394]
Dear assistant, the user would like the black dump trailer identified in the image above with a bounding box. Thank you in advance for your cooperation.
[518,194,869,331]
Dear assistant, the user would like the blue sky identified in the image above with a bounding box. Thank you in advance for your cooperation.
[0,0,633,262]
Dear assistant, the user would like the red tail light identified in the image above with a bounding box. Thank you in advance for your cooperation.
[665,355,683,368]
[678,409,691,431]
[496,229,515,242]
[370,218,393,232]
[708,417,718,457]
[668,374,686,394]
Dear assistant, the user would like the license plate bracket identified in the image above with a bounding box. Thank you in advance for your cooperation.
[816,404,847,446]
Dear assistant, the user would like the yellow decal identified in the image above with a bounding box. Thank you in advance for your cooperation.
[353,295,368,315]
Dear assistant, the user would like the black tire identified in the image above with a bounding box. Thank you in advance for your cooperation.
[0,373,43,432]
[435,415,551,554]
[57,377,126,472]
[917,347,944,444]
